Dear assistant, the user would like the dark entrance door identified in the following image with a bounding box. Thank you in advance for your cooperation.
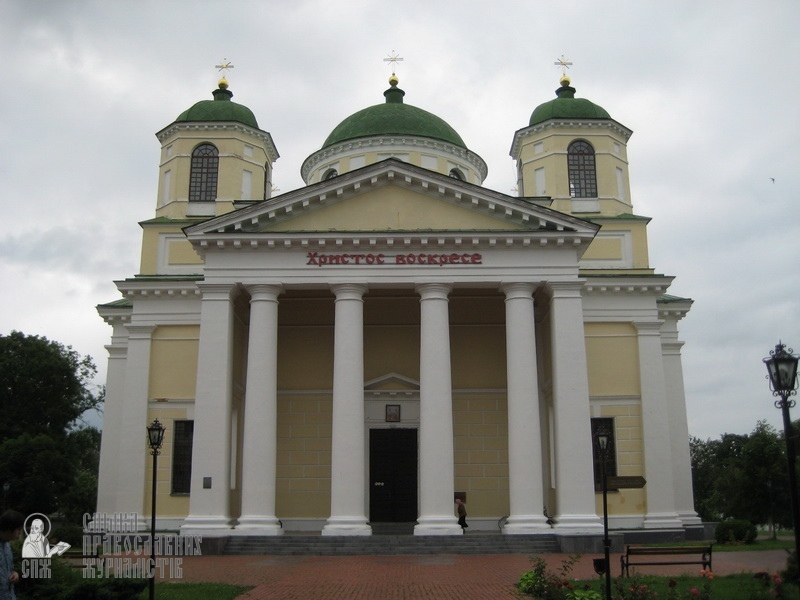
[369,428,418,522]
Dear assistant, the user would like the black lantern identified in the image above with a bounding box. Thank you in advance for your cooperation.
[763,342,800,589]
[146,418,165,600]
[594,424,613,600]
[147,419,166,454]
[765,342,800,400]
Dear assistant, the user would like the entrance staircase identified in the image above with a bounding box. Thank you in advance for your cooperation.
[223,524,559,556]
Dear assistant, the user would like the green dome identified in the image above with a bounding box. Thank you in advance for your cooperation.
[323,80,466,149]
[175,83,259,129]
[529,79,611,126]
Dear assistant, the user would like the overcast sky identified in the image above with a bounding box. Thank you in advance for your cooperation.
[1,0,798,441]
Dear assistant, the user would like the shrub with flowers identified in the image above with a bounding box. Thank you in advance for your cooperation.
[517,555,599,599]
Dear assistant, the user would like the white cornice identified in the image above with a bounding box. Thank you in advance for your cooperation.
[509,119,633,159]
[156,122,279,163]
[301,135,488,182]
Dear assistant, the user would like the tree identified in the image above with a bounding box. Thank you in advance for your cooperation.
[0,331,101,441]
[0,331,103,519]
[691,420,796,536]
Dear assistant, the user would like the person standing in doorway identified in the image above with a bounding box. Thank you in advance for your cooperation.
[455,498,468,530]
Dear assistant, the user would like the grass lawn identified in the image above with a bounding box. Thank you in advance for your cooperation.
[137,582,252,600]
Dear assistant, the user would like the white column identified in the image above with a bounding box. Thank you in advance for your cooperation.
[636,321,683,529]
[181,284,236,535]
[95,322,129,516]
[662,322,702,527]
[323,284,371,536]
[111,324,153,526]
[501,283,550,533]
[549,282,603,533]
[415,283,462,536]
[235,284,283,535]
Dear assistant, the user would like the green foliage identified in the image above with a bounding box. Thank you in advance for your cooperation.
[0,331,102,519]
[715,520,758,544]
[517,555,594,599]
[0,331,101,440]
[691,421,796,531]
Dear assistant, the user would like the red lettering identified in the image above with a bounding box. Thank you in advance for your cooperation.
[307,252,320,265]
[471,253,482,264]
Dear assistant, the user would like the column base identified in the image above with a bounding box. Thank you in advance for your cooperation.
[503,515,553,534]
[180,515,233,537]
[643,512,684,529]
[677,511,703,527]
[234,516,284,536]
[321,517,371,536]
[553,513,604,534]
[414,517,463,536]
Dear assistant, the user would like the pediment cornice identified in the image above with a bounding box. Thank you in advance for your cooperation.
[184,159,598,257]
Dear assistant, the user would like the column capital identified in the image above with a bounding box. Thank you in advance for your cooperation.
[330,283,368,300]
[245,284,283,302]
[546,280,585,298]
[500,282,537,300]
[416,282,452,300]
[633,320,665,335]
[196,282,237,300]
[125,324,155,339]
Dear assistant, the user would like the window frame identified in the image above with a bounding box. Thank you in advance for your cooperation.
[189,143,219,202]
[567,140,598,198]
[170,419,194,495]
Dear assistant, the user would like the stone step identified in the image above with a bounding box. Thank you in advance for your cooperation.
[222,533,560,555]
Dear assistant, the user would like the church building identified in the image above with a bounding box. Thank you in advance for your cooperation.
[96,65,700,540]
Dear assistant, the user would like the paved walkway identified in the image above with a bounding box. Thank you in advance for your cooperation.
[159,550,790,599]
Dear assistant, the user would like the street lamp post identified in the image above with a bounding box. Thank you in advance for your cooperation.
[146,419,166,600]
[595,427,613,600]
[764,342,800,588]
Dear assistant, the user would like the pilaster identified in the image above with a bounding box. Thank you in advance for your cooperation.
[181,284,237,535]
[548,281,603,533]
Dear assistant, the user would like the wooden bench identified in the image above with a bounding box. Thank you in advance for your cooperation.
[620,545,713,577]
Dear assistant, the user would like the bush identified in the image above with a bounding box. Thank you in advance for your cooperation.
[715,519,757,544]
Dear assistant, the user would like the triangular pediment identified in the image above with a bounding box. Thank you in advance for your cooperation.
[185,159,597,240]
[364,372,420,393]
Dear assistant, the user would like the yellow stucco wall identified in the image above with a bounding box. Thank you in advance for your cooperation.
[275,394,332,518]
[149,326,200,399]
[264,186,528,232]
[585,322,640,396]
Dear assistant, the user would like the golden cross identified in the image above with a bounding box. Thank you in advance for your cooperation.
[383,51,403,75]
[215,59,234,75]
[553,55,572,77]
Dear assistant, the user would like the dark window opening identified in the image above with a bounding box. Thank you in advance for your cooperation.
[449,168,465,180]
[171,420,194,494]
[189,144,219,202]
[568,140,598,198]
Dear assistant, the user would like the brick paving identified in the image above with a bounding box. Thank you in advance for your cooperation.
[157,550,790,599]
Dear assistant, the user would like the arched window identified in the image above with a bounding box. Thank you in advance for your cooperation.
[189,143,219,202]
[449,168,465,181]
[567,140,597,198]
[323,168,338,180]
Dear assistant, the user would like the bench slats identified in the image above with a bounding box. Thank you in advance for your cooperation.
[620,545,712,577]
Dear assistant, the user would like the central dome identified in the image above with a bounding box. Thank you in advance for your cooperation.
[322,79,466,149]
